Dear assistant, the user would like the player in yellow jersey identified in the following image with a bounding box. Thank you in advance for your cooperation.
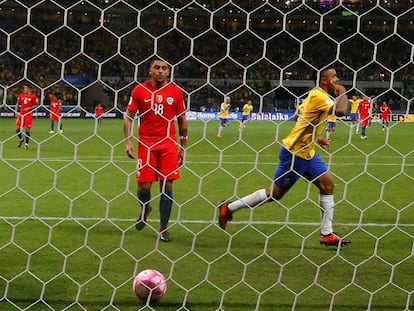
[293,100,304,122]
[326,114,337,141]
[217,96,231,137]
[349,95,362,134]
[218,67,351,247]
[240,99,253,129]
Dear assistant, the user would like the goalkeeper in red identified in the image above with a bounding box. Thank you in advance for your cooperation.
[123,58,188,242]
[219,67,351,247]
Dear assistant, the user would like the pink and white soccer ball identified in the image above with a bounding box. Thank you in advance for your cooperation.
[133,269,167,302]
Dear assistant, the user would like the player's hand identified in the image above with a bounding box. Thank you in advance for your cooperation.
[317,137,330,149]
[125,141,135,159]
[333,84,346,96]
[178,148,185,166]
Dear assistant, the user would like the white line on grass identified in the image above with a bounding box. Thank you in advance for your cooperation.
[3,158,413,166]
[1,216,413,227]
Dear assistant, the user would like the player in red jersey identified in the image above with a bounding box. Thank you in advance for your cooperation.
[49,93,63,134]
[15,84,39,149]
[358,96,371,139]
[380,101,391,130]
[123,58,188,242]
[95,103,104,124]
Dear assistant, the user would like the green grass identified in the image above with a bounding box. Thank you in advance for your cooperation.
[1,117,414,311]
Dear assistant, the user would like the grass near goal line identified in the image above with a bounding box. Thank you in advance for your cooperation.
[1,118,414,311]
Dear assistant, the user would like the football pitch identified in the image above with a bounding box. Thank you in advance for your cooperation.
[1,117,414,311]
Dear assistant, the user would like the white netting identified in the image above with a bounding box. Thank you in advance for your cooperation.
[1,0,414,310]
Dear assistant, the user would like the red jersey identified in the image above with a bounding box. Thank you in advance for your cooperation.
[358,99,371,118]
[380,104,390,120]
[17,92,38,115]
[50,99,62,119]
[127,81,186,145]
[95,104,104,116]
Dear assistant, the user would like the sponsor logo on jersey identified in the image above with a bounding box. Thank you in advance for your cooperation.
[166,97,174,105]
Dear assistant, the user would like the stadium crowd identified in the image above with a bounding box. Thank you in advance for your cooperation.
[0,0,413,113]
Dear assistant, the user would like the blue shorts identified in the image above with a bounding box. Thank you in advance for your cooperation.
[350,113,358,122]
[327,121,336,129]
[220,118,229,125]
[273,147,328,190]
[241,115,249,122]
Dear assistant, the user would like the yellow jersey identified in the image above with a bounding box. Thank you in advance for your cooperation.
[218,101,230,118]
[242,103,253,116]
[282,87,334,160]
[293,103,304,121]
[349,98,362,113]
[297,103,305,116]
[327,114,337,122]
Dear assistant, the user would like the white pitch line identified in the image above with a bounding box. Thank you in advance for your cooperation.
[2,158,413,166]
[1,216,413,227]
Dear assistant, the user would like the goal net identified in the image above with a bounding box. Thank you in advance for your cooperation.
[1,1,413,310]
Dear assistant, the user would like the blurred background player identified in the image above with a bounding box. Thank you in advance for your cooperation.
[349,94,362,134]
[95,103,104,125]
[240,99,253,129]
[326,114,336,141]
[217,96,231,137]
[123,58,188,242]
[218,68,351,247]
[15,84,39,149]
[380,100,391,130]
[358,96,371,139]
[49,93,63,134]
